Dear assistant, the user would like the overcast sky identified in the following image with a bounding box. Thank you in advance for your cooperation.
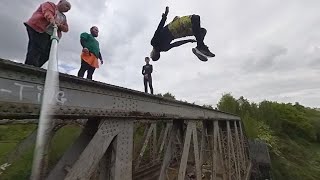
[1,0,320,107]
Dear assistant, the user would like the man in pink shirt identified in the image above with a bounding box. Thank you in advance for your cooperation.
[24,0,71,67]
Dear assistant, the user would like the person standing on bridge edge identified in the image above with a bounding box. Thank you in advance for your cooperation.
[77,26,104,80]
[24,0,71,67]
[142,57,154,94]
[150,6,215,62]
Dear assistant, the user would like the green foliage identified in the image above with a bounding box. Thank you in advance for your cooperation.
[202,104,214,109]
[0,125,81,179]
[270,138,320,180]
[217,93,240,115]
[242,113,258,138]
[217,93,320,180]
[0,125,36,141]
[155,92,176,100]
[48,125,82,169]
[0,146,34,180]
[162,92,175,100]
[0,143,16,160]
[0,124,36,165]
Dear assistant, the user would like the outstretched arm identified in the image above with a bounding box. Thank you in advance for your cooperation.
[155,7,169,33]
[169,39,197,49]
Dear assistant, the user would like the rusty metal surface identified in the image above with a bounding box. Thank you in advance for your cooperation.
[0,58,239,121]
[0,118,86,125]
[1,119,252,180]
[0,59,255,180]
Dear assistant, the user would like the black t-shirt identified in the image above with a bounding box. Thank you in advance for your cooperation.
[142,64,153,77]
[151,16,174,52]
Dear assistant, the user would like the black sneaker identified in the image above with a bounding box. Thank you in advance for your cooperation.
[197,45,215,57]
[192,48,208,62]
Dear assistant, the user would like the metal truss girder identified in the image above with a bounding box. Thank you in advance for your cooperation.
[177,121,201,180]
[64,120,122,180]
[46,120,98,180]
[0,59,240,121]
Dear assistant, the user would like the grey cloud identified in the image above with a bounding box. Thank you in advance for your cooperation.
[0,21,27,61]
[1,0,320,108]
[308,58,320,68]
[242,45,288,73]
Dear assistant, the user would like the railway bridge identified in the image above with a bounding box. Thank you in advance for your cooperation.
[0,59,256,180]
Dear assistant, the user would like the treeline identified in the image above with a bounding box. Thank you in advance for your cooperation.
[159,92,320,179]
[217,93,320,180]
[217,93,320,142]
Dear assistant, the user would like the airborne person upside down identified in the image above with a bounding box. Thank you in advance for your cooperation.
[150,6,215,62]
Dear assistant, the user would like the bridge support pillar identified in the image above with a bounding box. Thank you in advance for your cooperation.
[47,119,99,180]
[177,120,201,180]
[159,120,180,180]
[60,119,133,180]
[135,122,157,169]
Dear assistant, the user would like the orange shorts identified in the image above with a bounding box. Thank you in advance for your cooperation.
[81,52,99,68]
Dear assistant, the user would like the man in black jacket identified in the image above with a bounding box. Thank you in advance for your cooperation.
[150,6,215,62]
[142,57,154,94]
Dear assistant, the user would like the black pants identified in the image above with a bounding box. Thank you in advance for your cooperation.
[191,15,207,48]
[144,76,153,94]
[24,24,52,67]
[77,60,96,79]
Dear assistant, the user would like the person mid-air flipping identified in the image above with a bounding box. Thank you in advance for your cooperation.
[150,6,215,62]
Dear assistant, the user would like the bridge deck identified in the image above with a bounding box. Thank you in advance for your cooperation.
[0,58,239,121]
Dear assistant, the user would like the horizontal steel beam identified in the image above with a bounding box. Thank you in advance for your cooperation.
[0,59,240,120]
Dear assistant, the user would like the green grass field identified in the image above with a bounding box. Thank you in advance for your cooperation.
[0,124,81,180]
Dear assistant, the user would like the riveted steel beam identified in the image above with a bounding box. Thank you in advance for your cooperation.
[0,59,240,121]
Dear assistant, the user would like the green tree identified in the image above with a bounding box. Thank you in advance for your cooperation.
[202,104,214,109]
[217,93,240,115]
[162,92,176,100]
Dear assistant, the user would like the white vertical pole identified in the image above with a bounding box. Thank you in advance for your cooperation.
[30,25,60,180]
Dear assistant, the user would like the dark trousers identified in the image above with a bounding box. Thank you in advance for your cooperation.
[24,24,52,67]
[77,60,96,79]
[144,76,153,94]
[191,15,207,48]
